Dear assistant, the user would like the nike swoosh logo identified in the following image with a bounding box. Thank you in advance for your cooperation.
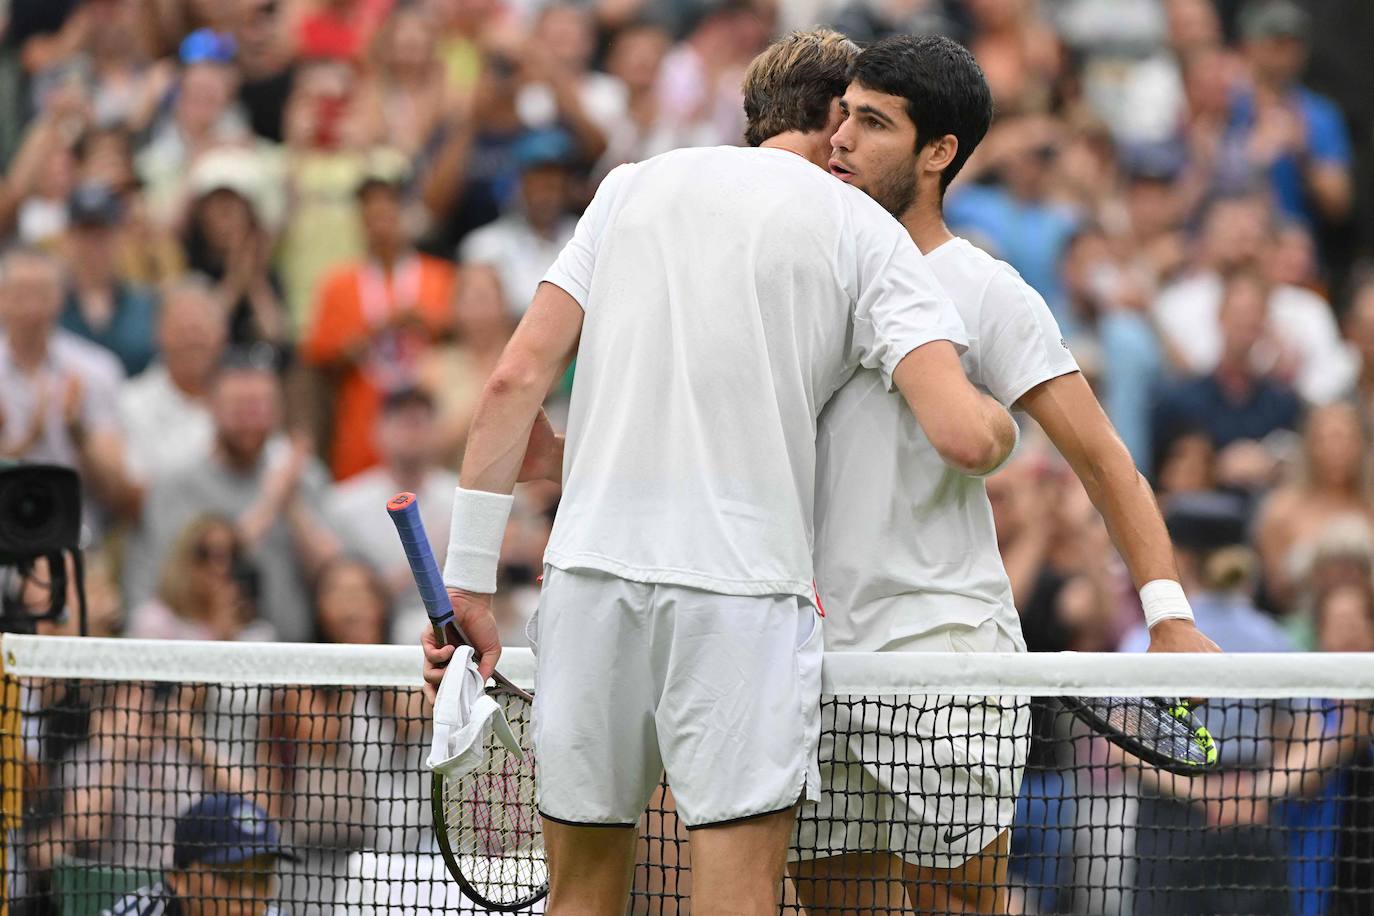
[943,826,979,843]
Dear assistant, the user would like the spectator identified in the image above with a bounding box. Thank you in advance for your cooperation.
[1255,402,1374,611]
[74,128,188,287]
[294,0,390,62]
[1152,194,1356,403]
[232,0,298,143]
[0,246,134,529]
[127,513,274,641]
[656,0,766,148]
[119,277,228,485]
[133,348,339,641]
[182,147,289,348]
[326,388,457,640]
[1343,274,1374,410]
[424,263,515,466]
[136,50,250,224]
[58,183,159,376]
[595,22,675,177]
[27,683,263,874]
[516,4,615,163]
[311,555,392,646]
[303,166,455,481]
[276,60,370,323]
[101,794,292,916]
[356,5,456,160]
[1230,0,1353,227]
[1059,224,1164,471]
[964,0,1064,113]
[459,128,577,317]
[1153,268,1303,452]
[945,114,1081,324]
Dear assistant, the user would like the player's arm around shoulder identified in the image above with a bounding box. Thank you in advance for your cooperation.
[891,341,1017,476]
[1015,372,1219,655]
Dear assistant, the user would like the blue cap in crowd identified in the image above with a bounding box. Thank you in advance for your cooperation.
[172,794,294,869]
[513,128,576,172]
[180,29,237,66]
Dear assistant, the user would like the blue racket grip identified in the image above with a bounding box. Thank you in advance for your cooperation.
[386,492,454,631]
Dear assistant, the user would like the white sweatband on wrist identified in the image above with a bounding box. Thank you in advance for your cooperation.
[1140,579,1194,629]
[443,487,515,594]
[972,417,1021,479]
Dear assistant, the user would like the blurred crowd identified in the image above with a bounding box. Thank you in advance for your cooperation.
[5,0,1374,911]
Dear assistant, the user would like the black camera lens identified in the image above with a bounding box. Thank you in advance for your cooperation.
[0,464,82,564]
[8,482,56,534]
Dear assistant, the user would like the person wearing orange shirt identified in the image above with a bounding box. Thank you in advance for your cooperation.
[303,168,455,480]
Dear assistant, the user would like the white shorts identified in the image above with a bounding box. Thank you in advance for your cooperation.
[529,565,823,828]
[793,619,1030,869]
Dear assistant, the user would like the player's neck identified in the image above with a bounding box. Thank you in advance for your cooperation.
[899,205,953,256]
[759,132,830,169]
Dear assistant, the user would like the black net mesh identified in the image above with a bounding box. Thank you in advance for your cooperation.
[3,667,1373,914]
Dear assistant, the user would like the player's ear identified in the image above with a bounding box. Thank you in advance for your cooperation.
[923,135,959,180]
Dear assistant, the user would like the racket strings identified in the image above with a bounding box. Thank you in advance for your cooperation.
[1080,696,1213,769]
[439,690,547,905]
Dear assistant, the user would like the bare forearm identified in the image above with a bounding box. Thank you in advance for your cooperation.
[459,371,550,493]
[1080,456,1178,588]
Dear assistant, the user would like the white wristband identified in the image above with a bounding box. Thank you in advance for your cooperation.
[443,487,515,594]
[971,417,1020,478]
[1140,579,1194,629]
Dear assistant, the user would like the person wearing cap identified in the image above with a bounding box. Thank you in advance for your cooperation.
[1230,0,1353,226]
[101,793,293,916]
[458,128,577,319]
[59,182,159,377]
[303,160,455,481]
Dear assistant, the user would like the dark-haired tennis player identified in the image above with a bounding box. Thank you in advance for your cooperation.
[790,35,1222,915]
[425,29,1017,916]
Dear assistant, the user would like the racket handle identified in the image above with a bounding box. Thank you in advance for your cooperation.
[387,492,462,637]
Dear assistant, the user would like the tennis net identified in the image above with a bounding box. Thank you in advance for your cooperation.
[2,634,1372,915]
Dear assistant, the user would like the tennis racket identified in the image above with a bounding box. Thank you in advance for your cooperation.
[386,492,548,911]
[1060,695,1218,776]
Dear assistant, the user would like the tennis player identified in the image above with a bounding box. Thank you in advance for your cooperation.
[426,29,1018,916]
[785,35,1224,915]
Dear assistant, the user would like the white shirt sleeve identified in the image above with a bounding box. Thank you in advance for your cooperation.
[850,222,969,390]
[977,265,1080,407]
[542,162,638,310]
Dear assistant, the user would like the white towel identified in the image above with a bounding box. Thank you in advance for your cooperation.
[426,645,522,777]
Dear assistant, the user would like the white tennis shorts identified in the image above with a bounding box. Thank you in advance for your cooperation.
[529,565,823,828]
[793,618,1030,869]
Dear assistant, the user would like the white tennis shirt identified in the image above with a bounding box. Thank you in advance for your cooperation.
[541,146,966,601]
[815,237,1079,651]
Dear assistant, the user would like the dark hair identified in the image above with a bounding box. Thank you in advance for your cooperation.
[310,555,393,645]
[742,29,858,147]
[381,385,436,415]
[851,34,993,193]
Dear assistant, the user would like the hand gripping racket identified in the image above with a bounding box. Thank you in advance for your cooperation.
[387,492,548,911]
[1060,695,1218,776]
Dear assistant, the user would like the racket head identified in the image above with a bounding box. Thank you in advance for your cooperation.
[432,683,547,910]
[1061,695,1219,776]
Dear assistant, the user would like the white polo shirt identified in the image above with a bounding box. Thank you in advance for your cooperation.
[815,237,1079,650]
[541,145,966,601]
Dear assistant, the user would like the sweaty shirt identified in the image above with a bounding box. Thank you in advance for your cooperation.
[815,237,1078,649]
[541,146,966,600]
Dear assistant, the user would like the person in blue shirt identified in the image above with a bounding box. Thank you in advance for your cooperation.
[1227,0,1353,228]
[944,113,1080,329]
[58,183,159,377]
